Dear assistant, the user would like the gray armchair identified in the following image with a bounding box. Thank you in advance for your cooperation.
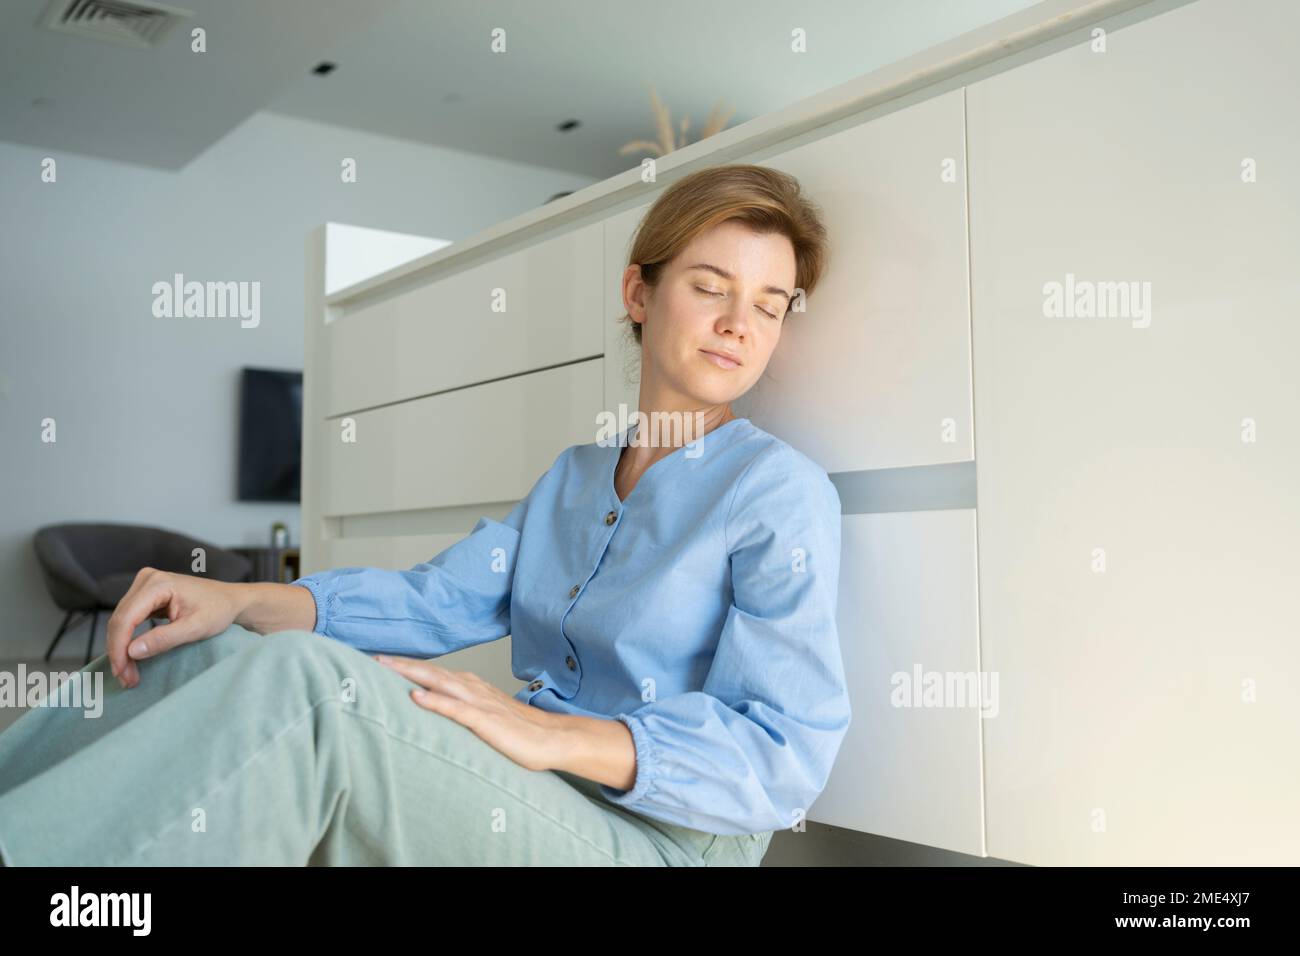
[33,523,254,663]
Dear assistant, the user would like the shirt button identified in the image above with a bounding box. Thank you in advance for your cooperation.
[565,655,576,670]
[568,584,580,598]
[528,679,543,691]
[604,510,617,525]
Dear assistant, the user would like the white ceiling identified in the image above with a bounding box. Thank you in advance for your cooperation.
[0,0,400,170]
[1,0,1041,176]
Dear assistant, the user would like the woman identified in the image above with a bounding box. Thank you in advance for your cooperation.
[0,164,850,866]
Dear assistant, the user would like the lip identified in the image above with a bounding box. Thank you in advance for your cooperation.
[699,349,742,369]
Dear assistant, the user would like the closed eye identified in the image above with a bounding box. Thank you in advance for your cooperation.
[695,286,778,320]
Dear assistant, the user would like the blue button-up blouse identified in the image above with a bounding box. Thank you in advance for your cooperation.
[291,416,851,836]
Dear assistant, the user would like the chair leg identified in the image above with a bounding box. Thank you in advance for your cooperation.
[44,610,85,662]
[84,610,99,665]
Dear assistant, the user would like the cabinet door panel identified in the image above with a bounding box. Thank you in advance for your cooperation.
[737,88,973,472]
[813,511,985,857]
[968,0,1300,865]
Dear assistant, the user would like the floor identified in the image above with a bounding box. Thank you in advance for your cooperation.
[762,823,1024,866]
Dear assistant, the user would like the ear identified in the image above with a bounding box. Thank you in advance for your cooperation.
[622,263,649,321]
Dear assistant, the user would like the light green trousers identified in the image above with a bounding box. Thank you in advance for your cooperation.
[0,624,772,866]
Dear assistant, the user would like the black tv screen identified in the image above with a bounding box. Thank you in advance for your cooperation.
[238,368,302,502]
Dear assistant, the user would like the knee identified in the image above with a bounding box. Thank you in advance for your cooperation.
[257,629,322,654]
[202,622,262,655]
[252,630,334,669]
[248,630,366,698]
[138,622,258,676]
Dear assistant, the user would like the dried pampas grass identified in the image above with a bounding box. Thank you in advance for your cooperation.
[619,85,735,158]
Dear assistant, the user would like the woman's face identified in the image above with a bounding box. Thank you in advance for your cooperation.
[625,219,797,413]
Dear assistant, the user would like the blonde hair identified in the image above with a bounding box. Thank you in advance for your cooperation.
[620,164,830,349]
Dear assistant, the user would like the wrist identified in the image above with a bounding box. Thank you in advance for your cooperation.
[545,713,636,791]
[230,582,258,625]
[232,582,315,635]
[543,712,584,774]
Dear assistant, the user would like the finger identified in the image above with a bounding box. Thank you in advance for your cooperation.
[374,654,444,670]
[409,686,470,723]
[126,616,198,661]
[372,654,424,669]
[374,656,447,689]
[411,686,439,707]
[106,570,167,680]
[373,654,428,677]
[402,665,482,705]
[105,574,145,678]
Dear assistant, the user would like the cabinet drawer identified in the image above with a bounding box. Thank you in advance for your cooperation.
[322,358,604,517]
[326,223,604,416]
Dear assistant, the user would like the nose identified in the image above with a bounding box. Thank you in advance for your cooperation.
[715,297,751,340]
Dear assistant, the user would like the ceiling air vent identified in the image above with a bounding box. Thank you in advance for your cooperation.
[38,0,193,49]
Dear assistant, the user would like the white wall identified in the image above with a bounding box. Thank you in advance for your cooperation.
[0,110,595,659]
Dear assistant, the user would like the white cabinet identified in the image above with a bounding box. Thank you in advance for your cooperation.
[322,532,466,572]
[736,88,974,473]
[325,223,604,417]
[813,511,985,856]
[602,203,651,421]
[967,0,1300,864]
[322,359,604,517]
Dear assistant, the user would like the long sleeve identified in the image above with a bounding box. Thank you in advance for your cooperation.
[597,445,852,835]
[290,495,529,659]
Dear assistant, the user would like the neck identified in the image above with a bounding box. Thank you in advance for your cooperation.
[628,405,736,450]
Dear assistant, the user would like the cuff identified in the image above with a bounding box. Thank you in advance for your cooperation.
[597,712,662,808]
[290,578,331,637]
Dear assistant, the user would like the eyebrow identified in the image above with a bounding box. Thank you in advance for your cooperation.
[685,263,792,303]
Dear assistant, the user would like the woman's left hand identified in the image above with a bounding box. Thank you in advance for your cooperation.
[371,654,564,772]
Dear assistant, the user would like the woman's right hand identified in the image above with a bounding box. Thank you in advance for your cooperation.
[106,568,246,688]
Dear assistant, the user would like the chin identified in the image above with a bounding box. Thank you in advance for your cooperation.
[697,386,744,405]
